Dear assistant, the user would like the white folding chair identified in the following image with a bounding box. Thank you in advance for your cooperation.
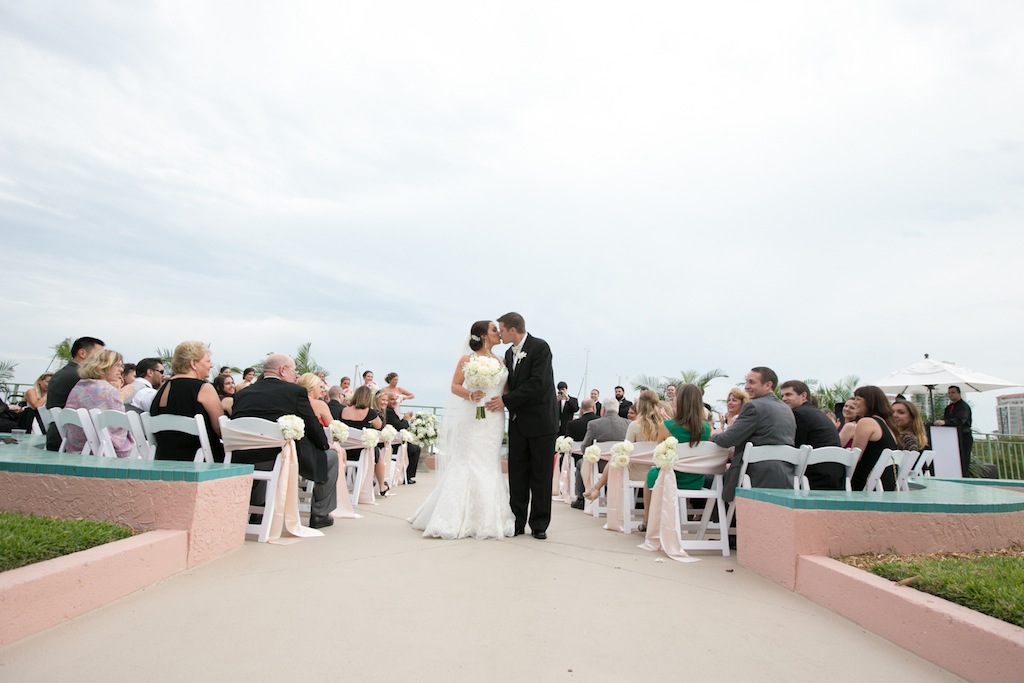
[728,443,810,528]
[142,413,215,463]
[32,404,53,435]
[388,436,409,488]
[798,446,861,492]
[673,442,732,556]
[219,416,285,543]
[344,427,369,506]
[622,441,657,534]
[910,449,935,478]
[49,407,67,445]
[90,409,146,459]
[54,407,102,455]
[865,448,899,492]
[895,449,921,492]
[587,441,619,518]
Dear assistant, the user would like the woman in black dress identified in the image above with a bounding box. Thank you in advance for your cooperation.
[150,341,225,462]
[340,385,386,495]
[850,385,897,490]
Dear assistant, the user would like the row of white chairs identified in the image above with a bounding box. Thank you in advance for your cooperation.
[48,407,216,462]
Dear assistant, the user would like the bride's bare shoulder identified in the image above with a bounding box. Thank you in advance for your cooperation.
[492,353,506,366]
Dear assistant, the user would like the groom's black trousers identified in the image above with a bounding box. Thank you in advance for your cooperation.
[507,421,555,533]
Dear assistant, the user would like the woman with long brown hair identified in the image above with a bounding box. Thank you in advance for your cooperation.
[850,386,898,490]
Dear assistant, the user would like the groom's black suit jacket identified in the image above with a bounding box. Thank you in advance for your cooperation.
[503,334,558,437]
[230,377,330,483]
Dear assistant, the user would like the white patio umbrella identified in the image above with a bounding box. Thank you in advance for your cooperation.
[873,354,1019,419]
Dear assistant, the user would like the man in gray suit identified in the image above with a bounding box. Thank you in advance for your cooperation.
[571,398,629,509]
[712,366,796,503]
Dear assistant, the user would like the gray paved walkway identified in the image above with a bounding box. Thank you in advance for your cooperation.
[0,469,961,682]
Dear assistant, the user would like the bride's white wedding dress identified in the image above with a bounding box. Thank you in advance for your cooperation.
[409,363,514,539]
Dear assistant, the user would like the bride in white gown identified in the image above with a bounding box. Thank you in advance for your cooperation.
[409,320,515,539]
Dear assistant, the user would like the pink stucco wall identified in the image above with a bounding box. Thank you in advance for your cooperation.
[736,498,1024,590]
[797,555,1024,683]
[0,472,252,567]
[0,530,187,646]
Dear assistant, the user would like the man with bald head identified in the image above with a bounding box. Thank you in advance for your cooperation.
[231,353,339,528]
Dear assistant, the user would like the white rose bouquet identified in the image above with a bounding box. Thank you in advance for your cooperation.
[399,428,412,443]
[653,437,679,468]
[555,436,574,454]
[408,413,439,447]
[380,425,398,443]
[462,354,503,419]
[362,428,380,449]
[277,415,305,441]
[583,445,602,464]
[329,421,350,444]
[610,441,633,469]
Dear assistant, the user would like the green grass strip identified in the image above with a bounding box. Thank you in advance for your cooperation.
[866,555,1024,628]
[0,512,134,572]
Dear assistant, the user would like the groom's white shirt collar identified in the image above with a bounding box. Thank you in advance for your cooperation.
[512,332,529,355]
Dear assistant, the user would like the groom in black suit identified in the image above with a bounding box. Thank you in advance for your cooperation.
[486,312,559,539]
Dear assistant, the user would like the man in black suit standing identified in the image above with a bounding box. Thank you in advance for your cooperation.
[231,353,339,528]
[384,393,421,484]
[614,386,633,418]
[556,381,578,436]
[934,385,973,476]
[46,336,105,451]
[486,312,558,539]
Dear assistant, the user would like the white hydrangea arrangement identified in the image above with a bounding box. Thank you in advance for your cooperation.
[277,415,305,441]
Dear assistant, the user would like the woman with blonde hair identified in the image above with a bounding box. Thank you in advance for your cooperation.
[340,384,388,495]
[63,350,133,457]
[583,390,666,502]
[24,373,53,410]
[717,387,749,432]
[150,341,224,461]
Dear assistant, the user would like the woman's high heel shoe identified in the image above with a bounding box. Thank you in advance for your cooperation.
[378,483,390,497]
[584,488,600,501]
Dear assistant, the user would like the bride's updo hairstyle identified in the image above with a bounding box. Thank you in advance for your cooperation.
[468,320,490,352]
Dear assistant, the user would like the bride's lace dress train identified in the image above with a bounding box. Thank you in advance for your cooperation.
[409,368,514,540]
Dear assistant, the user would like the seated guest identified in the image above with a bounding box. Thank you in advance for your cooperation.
[584,389,664,504]
[715,387,749,434]
[340,385,387,496]
[236,367,256,392]
[149,341,224,462]
[231,354,338,528]
[126,358,165,412]
[577,397,628,502]
[822,407,841,429]
[780,379,843,489]
[567,399,600,509]
[850,386,898,491]
[712,367,796,504]
[642,384,712,529]
[385,393,421,484]
[892,399,928,452]
[46,336,105,451]
[213,373,236,415]
[117,363,137,402]
[24,373,53,409]
[0,397,29,432]
[838,398,862,448]
[556,381,578,436]
[326,386,345,420]
[296,372,334,428]
[383,372,415,405]
[63,350,134,457]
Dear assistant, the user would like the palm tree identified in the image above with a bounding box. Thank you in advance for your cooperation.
[0,359,17,399]
[294,342,327,377]
[812,375,860,412]
[676,368,728,392]
[46,337,73,371]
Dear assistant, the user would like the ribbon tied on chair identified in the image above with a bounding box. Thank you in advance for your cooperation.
[221,422,324,544]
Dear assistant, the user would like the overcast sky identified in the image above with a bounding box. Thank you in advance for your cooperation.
[1,1,1022,430]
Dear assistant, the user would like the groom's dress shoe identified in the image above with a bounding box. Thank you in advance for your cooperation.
[514,528,525,536]
[532,530,547,540]
[570,500,584,510]
[309,515,334,529]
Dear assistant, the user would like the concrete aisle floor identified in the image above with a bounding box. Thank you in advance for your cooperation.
[0,469,961,682]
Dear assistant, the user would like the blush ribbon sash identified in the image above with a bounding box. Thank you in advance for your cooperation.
[220,425,323,544]
[329,442,362,519]
[555,443,580,503]
[393,440,409,485]
[602,443,657,532]
[639,444,730,563]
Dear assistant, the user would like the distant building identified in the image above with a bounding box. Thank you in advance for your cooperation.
[996,394,1024,435]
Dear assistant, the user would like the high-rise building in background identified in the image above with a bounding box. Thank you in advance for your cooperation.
[996,394,1024,435]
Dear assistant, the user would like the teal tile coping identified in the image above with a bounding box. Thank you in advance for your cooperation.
[0,434,253,483]
[735,478,1024,513]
